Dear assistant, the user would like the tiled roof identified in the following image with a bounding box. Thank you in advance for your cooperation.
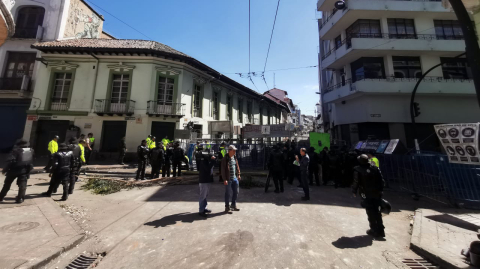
[32,39,189,57]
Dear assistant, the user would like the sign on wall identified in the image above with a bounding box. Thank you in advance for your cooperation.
[84,123,92,129]
[384,139,400,154]
[434,123,480,164]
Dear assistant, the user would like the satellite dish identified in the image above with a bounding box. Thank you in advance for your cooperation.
[334,1,346,9]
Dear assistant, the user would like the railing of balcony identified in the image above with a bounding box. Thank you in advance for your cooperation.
[50,98,68,111]
[147,101,185,116]
[95,99,135,115]
[0,77,24,90]
[318,8,338,30]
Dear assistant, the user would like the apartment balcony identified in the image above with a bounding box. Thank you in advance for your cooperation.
[95,99,136,116]
[318,0,454,40]
[0,77,33,97]
[50,98,68,111]
[322,76,475,103]
[244,117,259,125]
[321,34,465,70]
[146,101,185,118]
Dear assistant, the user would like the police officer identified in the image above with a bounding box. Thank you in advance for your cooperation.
[136,140,149,181]
[172,142,185,177]
[118,137,127,165]
[218,142,227,182]
[308,147,320,186]
[146,135,152,148]
[197,150,216,217]
[268,144,285,193]
[0,139,34,203]
[162,142,174,178]
[352,154,386,238]
[44,135,59,172]
[68,137,82,195]
[44,143,74,201]
[150,142,165,179]
[195,143,203,171]
[86,133,95,165]
[296,148,310,201]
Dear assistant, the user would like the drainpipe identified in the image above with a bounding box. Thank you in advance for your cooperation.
[90,53,100,112]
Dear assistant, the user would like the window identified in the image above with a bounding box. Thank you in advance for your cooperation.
[434,20,464,40]
[247,101,252,123]
[388,19,416,39]
[4,52,36,78]
[213,91,219,120]
[260,108,263,125]
[334,35,342,49]
[346,19,382,39]
[14,6,45,38]
[193,84,202,117]
[393,56,422,78]
[441,58,472,79]
[52,73,72,103]
[227,95,232,120]
[238,99,243,123]
[350,57,385,82]
[267,109,271,125]
[111,74,130,104]
[158,77,174,104]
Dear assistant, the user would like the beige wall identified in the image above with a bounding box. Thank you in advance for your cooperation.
[64,0,103,39]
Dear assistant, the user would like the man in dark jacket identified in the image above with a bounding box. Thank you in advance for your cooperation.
[1,139,34,203]
[268,144,285,193]
[172,142,185,177]
[352,154,386,238]
[162,142,173,178]
[150,142,165,179]
[320,147,329,185]
[68,138,82,195]
[136,140,149,181]
[308,147,320,186]
[197,151,216,217]
[118,137,127,165]
[287,145,296,184]
[221,145,241,213]
[296,148,310,201]
[44,143,74,201]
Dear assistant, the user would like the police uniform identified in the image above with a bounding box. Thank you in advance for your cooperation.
[44,138,58,172]
[163,145,173,178]
[268,147,285,192]
[45,144,74,200]
[136,143,149,180]
[68,140,82,195]
[172,144,185,177]
[150,143,165,179]
[218,145,226,182]
[0,141,34,203]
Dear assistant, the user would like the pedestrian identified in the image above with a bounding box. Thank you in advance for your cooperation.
[195,144,203,171]
[217,142,227,182]
[268,144,285,193]
[146,135,152,148]
[80,134,92,165]
[172,142,185,177]
[197,150,216,217]
[150,142,165,179]
[43,135,59,172]
[149,137,156,150]
[352,154,386,238]
[43,143,74,201]
[0,139,34,203]
[296,148,310,201]
[282,144,289,182]
[367,152,379,168]
[162,142,173,178]
[221,145,241,213]
[320,147,329,185]
[136,140,149,181]
[287,145,296,184]
[68,137,82,195]
[77,139,86,178]
[118,137,127,165]
[250,145,258,166]
[328,150,342,188]
[204,140,211,152]
[308,147,320,186]
[86,133,95,165]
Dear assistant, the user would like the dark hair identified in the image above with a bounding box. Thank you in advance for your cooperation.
[88,133,93,136]
[300,148,307,153]
[141,140,146,143]
[80,134,85,137]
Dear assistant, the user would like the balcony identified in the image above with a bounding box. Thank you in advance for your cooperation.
[12,26,44,39]
[321,34,465,70]
[322,76,475,103]
[147,101,185,118]
[50,98,68,111]
[244,117,259,125]
[95,99,135,116]
[318,0,454,40]
[0,77,23,90]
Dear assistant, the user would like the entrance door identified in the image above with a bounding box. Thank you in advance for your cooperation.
[101,121,127,152]
[151,122,175,142]
[0,101,29,152]
[35,120,69,156]
[193,124,202,139]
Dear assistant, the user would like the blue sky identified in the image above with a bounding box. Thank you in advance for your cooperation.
[89,0,320,115]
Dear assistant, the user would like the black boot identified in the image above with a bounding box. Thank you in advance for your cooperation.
[61,184,69,201]
[17,185,26,204]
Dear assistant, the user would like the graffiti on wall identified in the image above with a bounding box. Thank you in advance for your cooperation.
[64,0,102,39]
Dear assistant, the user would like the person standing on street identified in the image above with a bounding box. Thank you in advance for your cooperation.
[352,154,386,238]
[86,133,95,165]
[44,135,59,172]
[43,143,74,201]
[195,144,203,171]
[367,152,380,168]
[161,136,170,148]
[308,147,320,186]
[217,142,227,182]
[268,144,285,193]
[136,140,149,181]
[296,148,310,201]
[197,150,216,217]
[320,147,329,185]
[162,142,173,178]
[0,140,34,203]
[150,142,165,179]
[221,145,241,213]
[172,142,185,177]
[80,134,92,165]
[287,145,296,185]
[68,138,81,195]
[118,137,127,165]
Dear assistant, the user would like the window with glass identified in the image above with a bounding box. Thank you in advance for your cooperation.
[193,84,202,117]
[434,20,464,40]
[52,73,72,104]
[388,19,416,39]
[238,99,243,123]
[4,52,36,78]
[441,57,472,79]
[350,57,385,82]
[157,76,174,104]
[213,91,219,120]
[111,74,130,104]
[393,56,422,78]
[227,95,232,120]
[14,6,45,38]
[346,19,382,39]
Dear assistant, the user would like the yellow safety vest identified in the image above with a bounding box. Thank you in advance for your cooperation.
[370,157,379,168]
[220,147,226,158]
[48,140,58,154]
[89,137,95,143]
[149,141,156,149]
[79,144,86,163]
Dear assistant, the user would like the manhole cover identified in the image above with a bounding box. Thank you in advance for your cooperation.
[1,222,40,233]
[402,258,438,269]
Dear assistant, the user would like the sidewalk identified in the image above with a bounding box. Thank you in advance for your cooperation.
[411,209,480,269]
[0,194,85,269]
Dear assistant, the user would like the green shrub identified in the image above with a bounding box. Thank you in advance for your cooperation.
[81,178,129,195]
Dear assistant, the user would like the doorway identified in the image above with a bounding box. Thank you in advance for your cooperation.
[151,122,175,141]
[101,121,127,152]
[35,120,69,156]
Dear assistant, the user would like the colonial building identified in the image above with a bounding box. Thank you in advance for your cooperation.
[317,0,478,151]
[24,39,286,155]
[0,0,110,152]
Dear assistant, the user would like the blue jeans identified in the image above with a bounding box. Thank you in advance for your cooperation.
[199,183,210,213]
[225,178,239,207]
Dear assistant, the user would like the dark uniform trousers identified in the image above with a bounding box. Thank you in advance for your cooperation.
[118,149,126,164]
[309,165,320,186]
[272,170,284,191]
[172,161,182,177]
[300,171,309,198]
[136,160,146,180]
[364,198,384,233]
[69,164,80,194]
[162,163,171,178]
[0,174,28,200]
[151,161,163,179]
[48,171,70,199]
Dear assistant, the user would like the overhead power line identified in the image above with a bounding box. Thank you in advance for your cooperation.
[263,0,281,74]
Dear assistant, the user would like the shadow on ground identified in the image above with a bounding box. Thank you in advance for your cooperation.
[331,235,374,249]
[144,212,227,227]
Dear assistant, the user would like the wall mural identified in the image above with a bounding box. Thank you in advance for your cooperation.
[64,0,103,39]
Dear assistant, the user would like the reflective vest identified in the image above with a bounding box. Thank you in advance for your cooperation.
[370,157,379,168]
[89,137,95,143]
[79,144,86,163]
[146,138,152,147]
[220,147,226,158]
[48,140,58,154]
[149,141,156,149]
[162,138,169,146]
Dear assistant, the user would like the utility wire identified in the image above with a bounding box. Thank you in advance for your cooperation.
[249,0,251,74]
[84,0,154,40]
[263,0,281,74]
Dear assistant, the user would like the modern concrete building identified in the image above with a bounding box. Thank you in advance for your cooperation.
[0,0,15,47]
[24,39,285,155]
[317,0,478,151]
